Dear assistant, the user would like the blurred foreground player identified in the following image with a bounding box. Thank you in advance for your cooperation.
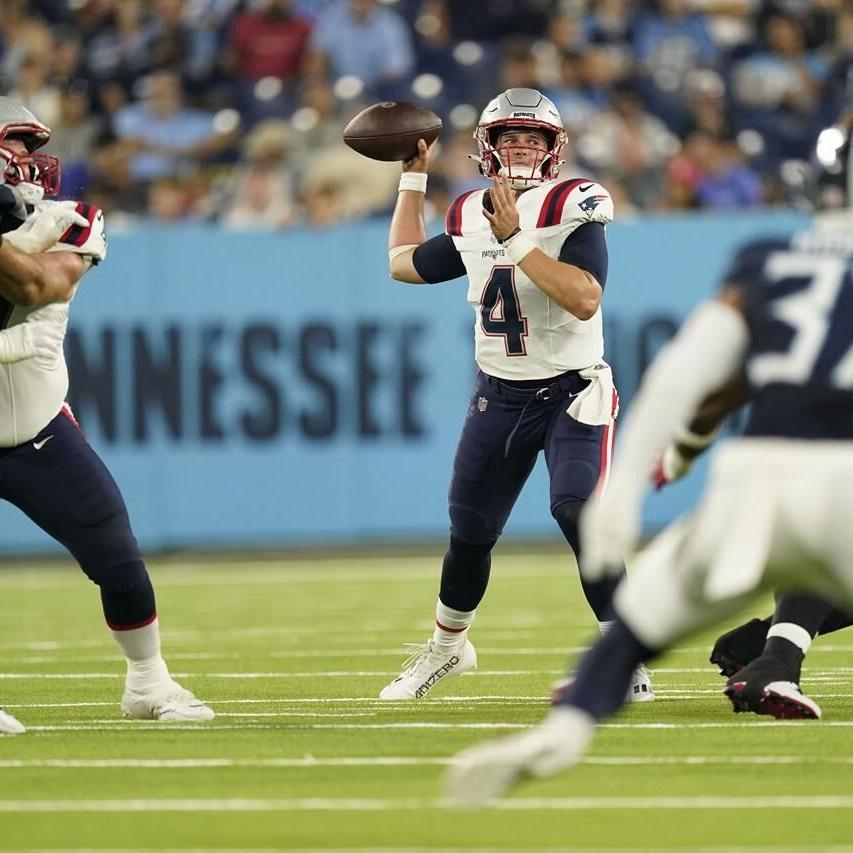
[0,99,212,734]
[655,122,853,717]
[379,87,652,702]
[444,120,853,802]
[655,381,853,716]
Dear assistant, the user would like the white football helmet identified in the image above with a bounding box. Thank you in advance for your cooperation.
[473,88,566,190]
[0,98,60,207]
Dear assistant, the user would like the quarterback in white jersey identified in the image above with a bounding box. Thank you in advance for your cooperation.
[378,87,652,704]
[0,98,212,734]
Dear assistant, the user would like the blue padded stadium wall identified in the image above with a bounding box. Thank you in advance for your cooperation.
[0,211,807,553]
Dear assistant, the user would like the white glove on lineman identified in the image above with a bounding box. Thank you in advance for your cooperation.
[0,304,67,364]
[4,201,89,255]
[579,484,642,581]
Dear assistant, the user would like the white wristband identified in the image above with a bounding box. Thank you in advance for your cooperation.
[505,233,536,264]
[674,423,719,450]
[398,172,428,193]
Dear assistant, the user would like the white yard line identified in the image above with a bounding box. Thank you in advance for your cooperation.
[1,755,853,770]
[3,796,853,812]
[19,720,853,732]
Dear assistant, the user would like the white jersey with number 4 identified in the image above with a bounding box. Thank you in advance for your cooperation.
[0,200,106,446]
[445,177,613,381]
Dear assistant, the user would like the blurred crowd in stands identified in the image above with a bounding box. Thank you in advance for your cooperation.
[1,0,851,229]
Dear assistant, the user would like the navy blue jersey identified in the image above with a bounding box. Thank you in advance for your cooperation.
[724,232,853,439]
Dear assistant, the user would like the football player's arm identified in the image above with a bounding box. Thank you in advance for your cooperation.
[484,177,601,319]
[0,238,86,307]
[388,138,435,283]
[653,369,749,488]
[580,288,750,578]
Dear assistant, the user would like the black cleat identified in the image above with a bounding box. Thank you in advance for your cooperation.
[709,617,770,677]
[722,654,820,719]
[725,679,821,719]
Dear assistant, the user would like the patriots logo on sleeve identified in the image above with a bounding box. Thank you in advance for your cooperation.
[578,194,609,217]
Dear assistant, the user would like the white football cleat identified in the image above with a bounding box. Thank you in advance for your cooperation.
[551,664,655,706]
[379,638,477,699]
[443,706,595,806]
[121,679,214,722]
[0,708,25,734]
[628,663,655,703]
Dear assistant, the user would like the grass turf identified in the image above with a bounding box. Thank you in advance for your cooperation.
[1,552,852,850]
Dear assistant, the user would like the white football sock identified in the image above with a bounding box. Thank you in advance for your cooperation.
[767,622,812,654]
[110,619,169,687]
[433,600,475,653]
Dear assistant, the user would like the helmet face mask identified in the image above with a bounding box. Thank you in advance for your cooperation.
[473,88,566,190]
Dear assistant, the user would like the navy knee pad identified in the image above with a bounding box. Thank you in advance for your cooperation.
[439,535,496,613]
[94,559,156,629]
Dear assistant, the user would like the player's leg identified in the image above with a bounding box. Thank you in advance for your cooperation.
[380,377,539,699]
[445,519,737,804]
[2,411,212,721]
[711,594,852,677]
[545,412,653,701]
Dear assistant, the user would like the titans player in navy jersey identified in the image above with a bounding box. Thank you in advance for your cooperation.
[380,88,653,703]
[444,121,853,802]
[0,98,212,734]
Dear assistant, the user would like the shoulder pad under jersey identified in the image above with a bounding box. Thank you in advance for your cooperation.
[444,189,486,237]
[535,178,613,229]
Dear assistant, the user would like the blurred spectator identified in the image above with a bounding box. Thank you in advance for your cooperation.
[112,70,233,181]
[681,130,763,209]
[48,81,105,198]
[145,0,195,79]
[731,12,828,160]
[576,85,679,208]
[220,120,297,230]
[584,0,634,48]
[498,38,541,91]
[50,26,85,89]
[306,0,415,89]
[299,143,398,223]
[633,0,719,128]
[83,0,152,87]
[546,51,604,136]
[0,1,54,90]
[430,0,550,42]
[9,53,61,128]
[147,175,191,220]
[224,0,312,83]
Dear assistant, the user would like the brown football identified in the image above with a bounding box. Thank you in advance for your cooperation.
[343,101,442,162]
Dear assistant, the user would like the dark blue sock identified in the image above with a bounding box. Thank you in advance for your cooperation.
[557,617,656,721]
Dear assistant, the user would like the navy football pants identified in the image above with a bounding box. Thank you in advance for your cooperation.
[449,370,609,543]
[0,407,155,628]
[439,370,620,619]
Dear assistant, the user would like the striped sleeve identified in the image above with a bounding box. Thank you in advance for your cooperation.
[444,190,477,237]
[59,202,99,248]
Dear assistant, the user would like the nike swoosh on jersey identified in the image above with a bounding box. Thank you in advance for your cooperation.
[578,183,594,192]
[33,435,54,450]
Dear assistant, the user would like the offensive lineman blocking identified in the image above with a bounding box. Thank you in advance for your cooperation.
[0,98,212,733]
[380,87,652,702]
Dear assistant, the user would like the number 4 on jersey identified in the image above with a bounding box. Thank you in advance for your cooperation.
[480,266,528,356]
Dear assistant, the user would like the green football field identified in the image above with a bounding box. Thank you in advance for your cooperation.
[1,551,853,851]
